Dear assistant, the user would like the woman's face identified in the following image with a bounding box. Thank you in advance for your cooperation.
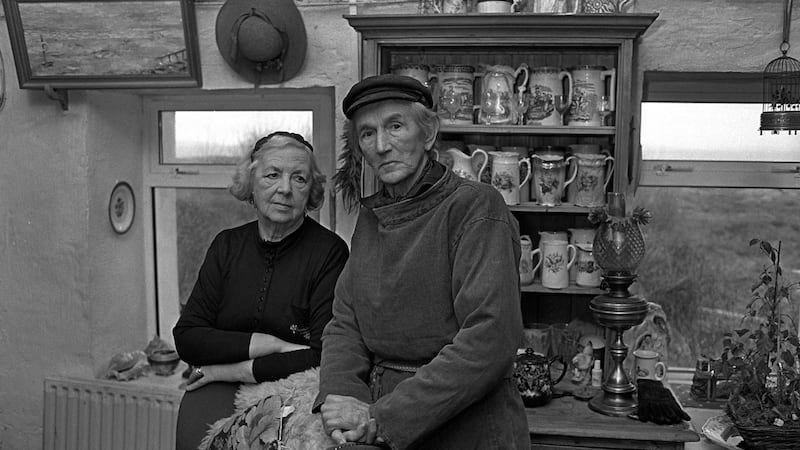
[353,100,431,195]
[252,145,312,226]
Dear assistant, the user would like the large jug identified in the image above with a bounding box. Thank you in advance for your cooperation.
[567,65,616,127]
[571,154,615,207]
[519,235,542,286]
[489,151,531,205]
[476,64,530,125]
[568,228,596,283]
[437,147,488,182]
[527,66,573,127]
[531,240,576,289]
[531,154,577,206]
[391,63,436,91]
[436,64,475,125]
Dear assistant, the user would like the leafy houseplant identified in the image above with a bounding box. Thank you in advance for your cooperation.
[722,239,800,449]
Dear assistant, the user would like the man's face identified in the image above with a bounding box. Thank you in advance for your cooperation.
[252,145,312,226]
[353,100,430,195]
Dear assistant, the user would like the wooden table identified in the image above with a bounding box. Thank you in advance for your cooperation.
[527,390,700,449]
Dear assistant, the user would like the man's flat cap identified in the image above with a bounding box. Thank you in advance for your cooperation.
[343,74,434,119]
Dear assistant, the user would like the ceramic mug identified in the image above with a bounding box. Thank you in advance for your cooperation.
[531,240,576,289]
[633,349,666,381]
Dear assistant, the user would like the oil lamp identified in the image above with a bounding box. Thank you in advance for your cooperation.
[588,192,650,416]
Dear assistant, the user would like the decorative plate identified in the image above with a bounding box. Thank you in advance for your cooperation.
[702,414,743,450]
[108,181,135,234]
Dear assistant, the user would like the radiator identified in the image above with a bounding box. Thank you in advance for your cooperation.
[43,376,183,450]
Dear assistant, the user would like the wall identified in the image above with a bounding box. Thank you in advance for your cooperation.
[0,0,798,448]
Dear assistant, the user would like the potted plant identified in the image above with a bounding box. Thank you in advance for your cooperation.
[721,239,800,449]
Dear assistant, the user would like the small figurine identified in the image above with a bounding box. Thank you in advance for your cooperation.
[571,343,595,385]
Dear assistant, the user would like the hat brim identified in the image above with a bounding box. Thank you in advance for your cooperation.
[215,0,307,85]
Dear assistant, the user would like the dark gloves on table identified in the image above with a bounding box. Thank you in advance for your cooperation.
[636,379,691,425]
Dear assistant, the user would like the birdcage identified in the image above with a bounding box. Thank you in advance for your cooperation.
[760,0,800,134]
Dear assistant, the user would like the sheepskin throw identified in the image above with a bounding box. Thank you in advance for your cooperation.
[200,368,336,450]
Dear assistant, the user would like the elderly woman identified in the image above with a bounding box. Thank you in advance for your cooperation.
[173,131,349,450]
[315,75,529,449]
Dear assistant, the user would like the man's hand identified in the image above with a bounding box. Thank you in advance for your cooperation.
[320,394,379,444]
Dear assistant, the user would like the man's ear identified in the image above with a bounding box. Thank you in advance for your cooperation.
[425,120,440,151]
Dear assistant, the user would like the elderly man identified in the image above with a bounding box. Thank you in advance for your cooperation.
[313,74,530,450]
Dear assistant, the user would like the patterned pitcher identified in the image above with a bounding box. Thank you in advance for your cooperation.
[567,65,616,127]
[489,151,531,205]
[476,64,530,125]
[571,154,615,207]
[531,154,577,206]
[527,66,573,126]
[436,64,475,125]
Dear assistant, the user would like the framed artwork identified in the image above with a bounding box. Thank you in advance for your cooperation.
[108,181,135,234]
[1,0,202,89]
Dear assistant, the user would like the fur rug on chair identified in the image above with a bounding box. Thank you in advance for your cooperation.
[200,368,336,450]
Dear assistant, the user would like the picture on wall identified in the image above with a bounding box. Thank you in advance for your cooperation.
[1,0,202,89]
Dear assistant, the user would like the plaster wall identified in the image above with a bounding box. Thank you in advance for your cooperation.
[0,0,798,448]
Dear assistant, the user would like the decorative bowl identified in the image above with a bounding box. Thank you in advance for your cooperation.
[147,349,180,376]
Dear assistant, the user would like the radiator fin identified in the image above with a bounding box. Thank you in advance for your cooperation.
[44,377,182,450]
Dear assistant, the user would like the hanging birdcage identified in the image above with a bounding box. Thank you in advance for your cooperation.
[760,0,800,134]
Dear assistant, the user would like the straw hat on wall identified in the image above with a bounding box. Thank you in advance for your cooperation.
[215,0,307,86]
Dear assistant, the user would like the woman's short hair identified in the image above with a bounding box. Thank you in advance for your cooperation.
[229,132,326,211]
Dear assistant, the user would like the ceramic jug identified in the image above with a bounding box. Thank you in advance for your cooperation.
[567,66,616,127]
[566,145,609,203]
[513,348,568,407]
[489,151,531,205]
[476,64,530,125]
[519,235,542,285]
[571,154,615,207]
[574,244,602,287]
[438,147,488,182]
[391,63,436,91]
[436,64,475,125]
[531,239,576,289]
[567,228,595,283]
[527,67,573,127]
[530,154,577,206]
[501,146,531,202]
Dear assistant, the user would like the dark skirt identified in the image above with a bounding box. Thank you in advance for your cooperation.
[175,382,240,450]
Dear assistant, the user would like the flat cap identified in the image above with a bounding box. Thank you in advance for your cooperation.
[343,74,434,119]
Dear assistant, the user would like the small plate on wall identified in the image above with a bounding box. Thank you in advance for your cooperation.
[108,181,135,234]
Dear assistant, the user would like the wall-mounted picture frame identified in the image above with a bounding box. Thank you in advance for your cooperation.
[1,0,202,89]
[108,181,135,234]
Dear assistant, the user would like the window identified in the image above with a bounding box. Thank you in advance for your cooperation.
[634,73,800,370]
[142,89,335,344]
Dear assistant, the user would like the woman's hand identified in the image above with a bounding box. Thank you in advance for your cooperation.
[320,394,380,444]
[249,332,310,359]
[183,360,255,391]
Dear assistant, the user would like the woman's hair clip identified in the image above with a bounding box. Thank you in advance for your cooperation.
[251,131,314,161]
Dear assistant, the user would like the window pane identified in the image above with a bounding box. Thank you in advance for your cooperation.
[160,110,313,164]
[634,187,800,368]
[641,103,799,162]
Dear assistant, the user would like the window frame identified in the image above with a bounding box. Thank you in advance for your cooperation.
[636,72,800,190]
[141,88,336,344]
